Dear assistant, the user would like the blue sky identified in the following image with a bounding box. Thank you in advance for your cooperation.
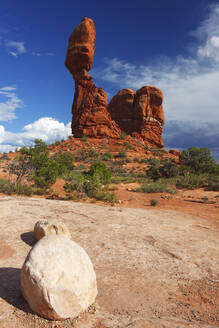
[1,0,219,159]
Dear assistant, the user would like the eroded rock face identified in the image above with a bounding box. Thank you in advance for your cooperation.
[107,89,136,134]
[108,86,165,148]
[65,18,121,138]
[34,219,71,241]
[20,235,97,320]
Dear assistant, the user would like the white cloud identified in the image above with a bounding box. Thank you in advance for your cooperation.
[0,86,23,121]
[32,51,55,57]
[5,40,26,56]
[194,4,219,62]
[9,51,17,57]
[0,117,71,152]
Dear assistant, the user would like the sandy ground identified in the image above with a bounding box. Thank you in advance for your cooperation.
[0,196,219,328]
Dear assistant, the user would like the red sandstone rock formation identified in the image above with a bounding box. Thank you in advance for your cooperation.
[65,17,165,147]
[65,17,121,138]
[108,86,165,148]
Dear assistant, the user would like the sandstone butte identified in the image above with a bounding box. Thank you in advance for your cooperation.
[65,17,165,148]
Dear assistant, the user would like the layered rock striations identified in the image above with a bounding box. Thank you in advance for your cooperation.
[65,17,121,138]
[108,86,165,148]
[65,17,165,147]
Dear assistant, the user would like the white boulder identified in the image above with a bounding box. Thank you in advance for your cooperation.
[20,235,98,320]
[34,219,71,240]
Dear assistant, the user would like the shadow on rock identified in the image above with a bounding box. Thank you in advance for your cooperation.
[20,231,36,246]
[0,267,31,314]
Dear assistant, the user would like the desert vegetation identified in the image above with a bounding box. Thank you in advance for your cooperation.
[0,139,218,205]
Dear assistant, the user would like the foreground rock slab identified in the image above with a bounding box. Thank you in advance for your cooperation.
[20,234,97,320]
[34,219,71,241]
[1,196,218,328]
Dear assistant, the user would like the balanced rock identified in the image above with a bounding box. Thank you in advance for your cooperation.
[34,219,71,241]
[65,17,96,80]
[20,235,97,320]
[65,18,121,138]
[108,86,165,148]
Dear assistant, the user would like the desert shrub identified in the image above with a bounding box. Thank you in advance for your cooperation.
[206,176,219,191]
[0,179,13,194]
[32,187,47,195]
[146,158,161,181]
[64,172,89,194]
[123,142,133,150]
[64,161,114,203]
[117,151,127,159]
[137,181,176,194]
[87,161,111,186]
[150,198,159,206]
[52,152,75,175]
[81,135,87,141]
[179,147,216,174]
[147,158,180,181]
[159,159,180,178]
[29,140,59,187]
[76,149,87,161]
[0,153,9,160]
[101,152,113,161]
[14,184,32,196]
[0,178,32,196]
[175,174,208,190]
[88,147,99,157]
[75,164,86,171]
[120,131,127,140]
[213,164,219,176]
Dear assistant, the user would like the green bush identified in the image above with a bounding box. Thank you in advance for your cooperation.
[0,179,13,194]
[123,142,133,150]
[14,184,32,196]
[0,178,32,196]
[81,135,87,142]
[175,174,207,190]
[64,161,114,203]
[120,131,127,140]
[117,151,127,159]
[137,181,176,194]
[206,176,219,191]
[87,161,112,186]
[87,147,99,159]
[76,149,87,161]
[147,158,180,181]
[146,158,161,181]
[179,147,216,174]
[52,152,75,176]
[150,198,159,206]
[101,152,113,161]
